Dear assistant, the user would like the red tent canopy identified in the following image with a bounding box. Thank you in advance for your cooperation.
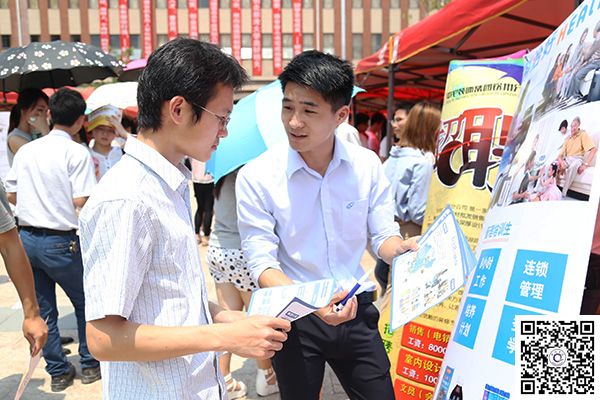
[355,0,576,110]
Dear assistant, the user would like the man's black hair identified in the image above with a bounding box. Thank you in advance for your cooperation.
[354,113,369,126]
[48,88,86,127]
[279,50,354,111]
[559,119,568,131]
[137,38,248,131]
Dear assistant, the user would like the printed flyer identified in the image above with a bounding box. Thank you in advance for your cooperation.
[434,1,600,399]
[380,55,524,399]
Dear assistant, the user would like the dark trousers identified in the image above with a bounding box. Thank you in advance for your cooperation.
[374,258,390,293]
[581,253,600,315]
[20,229,99,376]
[272,301,394,400]
[193,182,214,236]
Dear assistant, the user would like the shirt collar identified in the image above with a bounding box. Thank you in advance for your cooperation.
[124,135,190,192]
[285,134,352,178]
[49,129,73,140]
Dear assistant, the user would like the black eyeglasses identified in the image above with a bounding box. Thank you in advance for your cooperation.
[198,105,231,130]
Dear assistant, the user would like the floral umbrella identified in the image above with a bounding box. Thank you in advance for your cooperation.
[0,41,123,93]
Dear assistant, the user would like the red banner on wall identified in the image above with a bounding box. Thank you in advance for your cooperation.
[167,0,178,41]
[118,0,130,62]
[231,0,242,62]
[188,0,198,39]
[251,0,262,75]
[272,0,282,75]
[209,0,219,45]
[98,0,109,53]
[141,0,153,58]
[292,0,302,56]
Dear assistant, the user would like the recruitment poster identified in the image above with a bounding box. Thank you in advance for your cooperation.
[435,1,600,398]
[380,57,524,399]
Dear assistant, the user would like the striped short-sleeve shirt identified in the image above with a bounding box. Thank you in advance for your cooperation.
[79,136,224,400]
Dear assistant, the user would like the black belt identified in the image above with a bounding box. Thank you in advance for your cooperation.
[19,226,76,236]
[356,291,375,305]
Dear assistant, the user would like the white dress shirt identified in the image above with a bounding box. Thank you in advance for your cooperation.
[5,129,96,230]
[79,136,224,400]
[236,136,400,292]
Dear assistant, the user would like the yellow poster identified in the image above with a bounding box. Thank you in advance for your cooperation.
[380,57,524,399]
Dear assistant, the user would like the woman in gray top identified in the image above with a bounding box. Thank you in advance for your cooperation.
[7,88,50,166]
[206,169,279,399]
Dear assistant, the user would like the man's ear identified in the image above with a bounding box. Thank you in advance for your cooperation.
[168,96,187,126]
[336,105,350,126]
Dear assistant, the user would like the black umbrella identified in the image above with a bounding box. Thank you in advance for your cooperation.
[0,41,124,92]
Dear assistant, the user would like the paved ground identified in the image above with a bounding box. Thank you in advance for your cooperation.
[0,187,377,399]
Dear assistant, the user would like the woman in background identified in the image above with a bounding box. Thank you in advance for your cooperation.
[7,88,49,166]
[375,102,441,292]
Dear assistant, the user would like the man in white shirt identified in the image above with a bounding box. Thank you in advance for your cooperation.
[236,50,418,400]
[79,38,290,400]
[5,88,100,392]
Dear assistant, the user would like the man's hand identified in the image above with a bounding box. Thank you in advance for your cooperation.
[391,236,420,258]
[222,316,291,359]
[314,290,358,327]
[23,316,48,356]
[577,164,587,175]
[213,309,246,324]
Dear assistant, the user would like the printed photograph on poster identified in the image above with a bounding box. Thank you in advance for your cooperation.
[491,22,600,208]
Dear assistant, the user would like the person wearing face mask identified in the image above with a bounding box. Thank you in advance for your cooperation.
[7,88,50,166]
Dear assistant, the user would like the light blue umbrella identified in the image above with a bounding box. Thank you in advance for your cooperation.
[206,80,364,182]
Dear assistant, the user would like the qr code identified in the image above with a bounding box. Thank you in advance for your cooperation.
[516,316,599,399]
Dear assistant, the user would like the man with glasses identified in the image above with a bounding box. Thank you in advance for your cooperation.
[78,39,290,399]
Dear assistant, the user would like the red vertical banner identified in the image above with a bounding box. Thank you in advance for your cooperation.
[118,0,130,61]
[141,0,153,58]
[209,0,219,45]
[231,0,242,62]
[272,0,282,75]
[167,0,178,40]
[188,0,198,39]
[251,0,262,75]
[292,0,302,55]
[98,0,109,53]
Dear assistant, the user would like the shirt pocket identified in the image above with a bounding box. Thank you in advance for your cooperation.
[342,198,369,240]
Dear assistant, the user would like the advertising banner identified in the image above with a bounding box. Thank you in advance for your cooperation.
[209,0,219,45]
[292,0,302,56]
[272,0,283,75]
[380,56,524,399]
[231,0,242,62]
[141,0,153,58]
[188,0,198,39]
[98,0,109,53]
[118,0,130,62]
[434,1,600,398]
[167,0,178,41]
[251,0,262,75]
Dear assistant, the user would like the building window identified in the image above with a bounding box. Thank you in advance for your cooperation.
[262,0,271,7]
[262,34,272,59]
[241,33,252,59]
[199,0,209,6]
[303,33,313,50]
[352,33,362,60]
[49,0,58,8]
[178,0,187,7]
[156,0,167,7]
[0,0,9,7]
[157,34,168,46]
[1,35,11,48]
[220,0,230,7]
[322,0,333,8]
[282,0,291,7]
[391,0,400,7]
[410,0,419,7]
[30,35,40,43]
[91,34,100,47]
[69,0,78,8]
[220,33,231,54]
[371,33,381,51]
[50,34,61,41]
[109,0,119,7]
[241,0,250,6]
[283,34,293,59]
[28,0,39,8]
[129,0,139,7]
[89,0,98,8]
[323,33,334,54]
[371,0,381,8]
[302,0,311,7]
[72,34,81,42]
[352,0,361,7]
[200,33,210,42]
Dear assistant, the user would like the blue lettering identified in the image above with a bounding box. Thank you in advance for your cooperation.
[568,15,578,35]
[577,5,589,28]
